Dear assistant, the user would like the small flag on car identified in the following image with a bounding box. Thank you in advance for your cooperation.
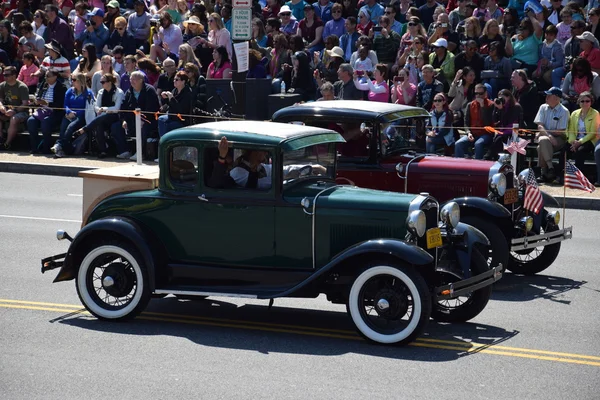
[523,168,543,214]
[565,160,595,193]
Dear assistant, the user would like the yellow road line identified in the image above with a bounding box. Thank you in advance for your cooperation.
[2,298,600,367]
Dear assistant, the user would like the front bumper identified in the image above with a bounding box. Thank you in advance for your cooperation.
[434,265,503,300]
[41,253,66,274]
[510,226,573,251]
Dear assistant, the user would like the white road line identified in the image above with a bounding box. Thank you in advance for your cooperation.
[67,194,83,197]
[0,215,81,223]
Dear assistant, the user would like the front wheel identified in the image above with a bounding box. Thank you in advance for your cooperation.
[76,241,151,320]
[432,248,492,322]
[507,224,561,275]
[347,264,431,345]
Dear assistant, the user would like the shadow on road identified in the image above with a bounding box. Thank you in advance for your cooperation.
[492,273,588,304]
[56,296,518,362]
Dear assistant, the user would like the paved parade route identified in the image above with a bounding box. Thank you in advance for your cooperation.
[1,173,599,399]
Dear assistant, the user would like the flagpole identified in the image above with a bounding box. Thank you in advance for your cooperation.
[563,152,566,231]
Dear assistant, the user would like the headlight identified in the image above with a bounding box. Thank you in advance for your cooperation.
[489,173,507,196]
[519,216,534,232]
[518,169,530,186]
[406,210,426,237]
[498,154,511,165]
[548,211,560,225]
[440,202,460,229]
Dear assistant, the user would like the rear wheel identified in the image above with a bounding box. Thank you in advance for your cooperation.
[432,248,492,322]
[461,216,509,272]
[508,224,561,275]
[76,241,150,320]
[347,264,431,345]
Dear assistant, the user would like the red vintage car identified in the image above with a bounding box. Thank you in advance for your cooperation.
[273,100,573,275]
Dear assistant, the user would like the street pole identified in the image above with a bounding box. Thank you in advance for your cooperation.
[135,108,142,165]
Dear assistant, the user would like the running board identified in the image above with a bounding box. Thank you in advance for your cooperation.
[153,289,258,299]
[510,226,573,251]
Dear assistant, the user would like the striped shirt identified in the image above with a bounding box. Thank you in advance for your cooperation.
[41,56,70,76]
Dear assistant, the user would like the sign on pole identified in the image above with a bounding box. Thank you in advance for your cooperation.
[233,41,249,72]
[232,0,251,7]
[231,8,252,40]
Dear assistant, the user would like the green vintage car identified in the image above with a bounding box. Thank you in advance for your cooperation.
[41,121,502,345]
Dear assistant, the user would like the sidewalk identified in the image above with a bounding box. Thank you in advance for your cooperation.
[1,151,599,210]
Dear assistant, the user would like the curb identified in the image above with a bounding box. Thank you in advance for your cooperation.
[2,160,600,211]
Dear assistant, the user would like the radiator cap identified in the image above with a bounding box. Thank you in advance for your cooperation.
[419,192,429,196]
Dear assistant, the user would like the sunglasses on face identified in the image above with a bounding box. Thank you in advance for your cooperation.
[114,56,123,60]
[408,22,417,26]
[580,99,592,103]
[385,11,393,15]
[174,77,182,81]
[433,99,444,102]
[100,80,108,84]
[117,27,125,31]
[280,12,291,16]
[332,10,342,14]
[475,91,486,95]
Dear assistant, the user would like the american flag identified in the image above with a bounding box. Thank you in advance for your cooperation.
[565,160,595,193]
[523,169,543,214]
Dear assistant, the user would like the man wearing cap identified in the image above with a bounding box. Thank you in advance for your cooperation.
[359,0,384,24]
[77,7,109,58]
[44,4,74,58]
[429,38,455,84]
[285,0,308,21]
[279,6,299,35]
[333,63,363,100]
[577,31,600,73]
[128,0,151,53]
[534,87,570,182]
[105,0,121,33]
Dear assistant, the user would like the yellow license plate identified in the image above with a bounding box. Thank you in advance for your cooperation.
[504,188,518,205]
[426,227,443,249]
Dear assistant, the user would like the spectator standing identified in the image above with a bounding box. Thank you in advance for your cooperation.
[486,89,524,160]
[313,0,334,25]
[128,0,152,53]
[340,17,359,62]
[353,63,390,102]
[416,64,444,109]
[511,69,540,128]
[207,46,232,79]
[53,73,93,158]
[0,66,29,151]
[425,93,455,154]
[323,3,345,42]
[534,87,570,182]
[45,4,74,58]
[150,11,184,62]
[333,63,363,100]
[77,8,109,59]
[198,12,232,60]
[91,55,121,96]
[18,52,39,94]
[105,16,136,56]
[297,4,324,53]
[119,70,161,160]
[105,0,121,33]
[371,16,401,67]
[158,70,192,138]
[391,68,417,105]
[454,83,495,159]
[27,70,67,154]
[269,33,292,78]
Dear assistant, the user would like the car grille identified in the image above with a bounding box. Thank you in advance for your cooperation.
[417,197,439,250]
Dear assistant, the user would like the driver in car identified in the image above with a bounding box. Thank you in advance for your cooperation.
[209,137,326,189]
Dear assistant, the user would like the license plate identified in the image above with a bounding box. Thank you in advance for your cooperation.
[504,188,518,205]
[426,227,443,249]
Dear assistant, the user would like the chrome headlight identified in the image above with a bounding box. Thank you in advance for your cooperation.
[498,154,511,165]
[406,210,426,237]
[440,202,460,229]
[547,210,560,226]
[489,173,507,196]
[395,163,404,174]
[518,216,534,232]
[517,169,530,186]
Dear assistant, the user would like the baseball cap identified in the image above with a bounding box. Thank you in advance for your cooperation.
[544,87,562,97]
[432,38,448,48]
[88,7,105,18]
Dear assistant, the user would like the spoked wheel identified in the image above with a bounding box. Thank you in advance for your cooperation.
[347,264,431,345]
[508,224,561,275]
[76,242,150,320]
[432,248,492,322]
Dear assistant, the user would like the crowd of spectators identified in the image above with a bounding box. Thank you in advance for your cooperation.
[0,0,597,183]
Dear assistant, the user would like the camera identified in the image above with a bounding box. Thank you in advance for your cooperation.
[85,20,91,27]
[495,97,505,105]
[525,7,533,14]
[150,19,160,27]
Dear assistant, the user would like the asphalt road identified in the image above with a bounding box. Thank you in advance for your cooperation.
[1,173,599,399]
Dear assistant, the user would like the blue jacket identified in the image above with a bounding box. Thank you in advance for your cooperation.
[340,32,360,62]
[323,18,345,41]
[78,24,109,57]
[64,88,94,120]
[313,1,334,24]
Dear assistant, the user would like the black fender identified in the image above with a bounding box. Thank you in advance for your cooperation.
[444,196,513,239]
[541,190,560,208]
[267,239,434,299]
[442,222,490,278]
[54,217,157,290]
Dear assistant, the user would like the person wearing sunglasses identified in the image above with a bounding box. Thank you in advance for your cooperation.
[278,6,299,35]
[105,16,136,57]
[454,83,495,159]
[158,71,192,140]
[426,93,455,155]
[0,66,31,151]
[560,57,600,112]
[323,3,345,42]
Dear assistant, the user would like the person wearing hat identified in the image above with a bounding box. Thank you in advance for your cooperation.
[576,31,600,73]
[105,16,136,56]
[105,0,122,33]
[39,40,71,80]
[44,4,74,58]
[128,0,152,53]
[77,7,109,59]
[285,0,308,21]
[279,5,299,35]
[533,86,570,182]
[429,37,455,84]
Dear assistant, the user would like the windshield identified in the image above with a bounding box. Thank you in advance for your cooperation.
[282,143,336,185]
[380,117,428,156]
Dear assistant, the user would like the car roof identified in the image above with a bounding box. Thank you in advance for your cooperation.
[272,100,431,122]
[162,120,345,149]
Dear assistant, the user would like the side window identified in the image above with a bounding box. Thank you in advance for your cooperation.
[169,146,199,186]
[204,146,274,190]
